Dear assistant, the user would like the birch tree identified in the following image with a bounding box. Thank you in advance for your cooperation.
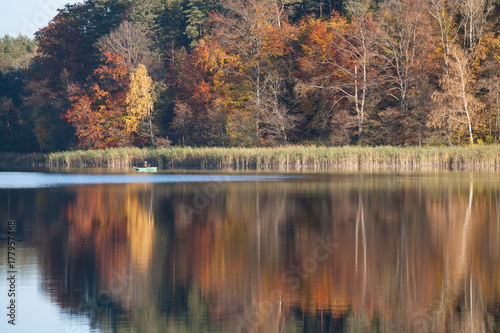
[341,0,381,142]
[428,0,462,143]
[461,0,493,56]
[126,64,155,144]
[428,0,492,144]
[431,45,482,144]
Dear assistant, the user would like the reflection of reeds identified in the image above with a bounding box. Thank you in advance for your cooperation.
[45,145,500,169]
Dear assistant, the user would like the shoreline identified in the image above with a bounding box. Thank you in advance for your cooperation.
[2,145,500,170]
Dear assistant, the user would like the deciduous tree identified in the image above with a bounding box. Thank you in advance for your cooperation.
[379,0,436,145]
[477,33,500,141]
[62,51,133,149]
[259,71,302,143]
[170,102,193,145]
[35,0,127,84]
[430,45,482,144]
[212,0,290,143]
[96,21,153,69]
[297,9,383,144]
[336,0,382,143]
[126,64,155,144]
[461,0,493,56]
[22,79,71,151]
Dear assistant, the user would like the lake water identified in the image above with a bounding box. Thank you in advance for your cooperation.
[1,170,500,332]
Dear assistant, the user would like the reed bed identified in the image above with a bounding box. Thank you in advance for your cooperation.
[44,145,500,170]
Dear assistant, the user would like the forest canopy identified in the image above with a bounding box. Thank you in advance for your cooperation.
[1,0,500,151]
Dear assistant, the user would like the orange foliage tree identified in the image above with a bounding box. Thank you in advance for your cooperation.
[210,0,299,145]
[172,40,230,146]
[62,50,134,149]
[297,9,383,144]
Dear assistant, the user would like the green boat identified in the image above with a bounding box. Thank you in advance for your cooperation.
[135,166,158,172]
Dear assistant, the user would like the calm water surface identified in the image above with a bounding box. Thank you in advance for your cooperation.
[1,171,500,332]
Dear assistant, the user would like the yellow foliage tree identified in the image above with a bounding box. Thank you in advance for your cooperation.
[126,64,155,144]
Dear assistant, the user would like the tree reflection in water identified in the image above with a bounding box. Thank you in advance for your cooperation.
[1,172,500,332]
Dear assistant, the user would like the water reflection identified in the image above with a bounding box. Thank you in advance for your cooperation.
[1,172,500,332]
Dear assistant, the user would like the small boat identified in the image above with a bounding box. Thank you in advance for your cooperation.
[134,166,158,172]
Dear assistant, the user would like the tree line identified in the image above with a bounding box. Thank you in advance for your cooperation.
[1,0,500,151]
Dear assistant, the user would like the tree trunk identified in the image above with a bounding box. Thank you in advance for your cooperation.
[354,65,361,143]
[148,104,155,145]
[462,82,474,144]
[46,116,56,151]
[497,90,499,141]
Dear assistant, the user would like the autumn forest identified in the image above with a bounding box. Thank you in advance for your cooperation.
[1,0,500,152]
